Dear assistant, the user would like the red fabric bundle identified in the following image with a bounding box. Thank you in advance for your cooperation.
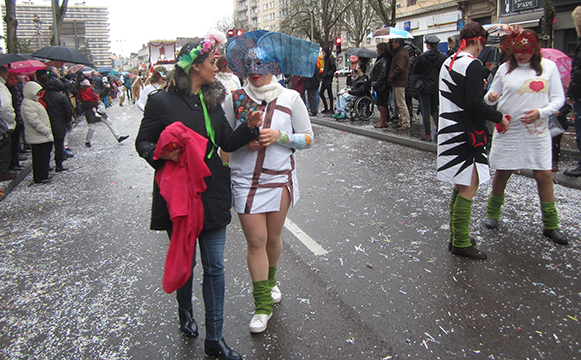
[153,122,211,293]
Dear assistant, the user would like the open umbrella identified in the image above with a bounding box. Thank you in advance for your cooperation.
[32,46,91,65]
[8,59,47,75]
[541,48,572,87]
[0,53,37,67]
[98,67,119,75]
[344,47,377,58]
[373,27,413,39]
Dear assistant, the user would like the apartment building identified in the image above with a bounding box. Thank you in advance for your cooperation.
[236,0,289,32]
[1,1,111,67]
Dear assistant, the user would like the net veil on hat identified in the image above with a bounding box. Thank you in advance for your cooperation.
[226,30,320,79]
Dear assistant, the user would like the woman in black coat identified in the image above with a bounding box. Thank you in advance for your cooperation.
[371,42,392,128]
[135,35,261,360]
[42,78,73,172]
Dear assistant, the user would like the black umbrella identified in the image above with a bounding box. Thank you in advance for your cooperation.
[344,48,377,58]
[32,46,92,65]
[0,53,37,66]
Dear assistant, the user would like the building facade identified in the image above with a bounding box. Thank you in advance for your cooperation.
[235,0,288,32]
[1,1,111,67]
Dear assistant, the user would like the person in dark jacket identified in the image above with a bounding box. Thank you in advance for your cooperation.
[371,42,392,128]
[564,6,581,178]
[552,102,571,172]
[6,71,25,171]
[305,65,320,116]
[135,35,262,360]
[42,78,73,172]
[319,47,336,113]
[415,34,447,141]
[388,38,411,130]
[333,63,371,119]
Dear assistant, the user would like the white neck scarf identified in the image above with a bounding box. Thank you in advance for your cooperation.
[245,75,285,104]
[217,72,233,81]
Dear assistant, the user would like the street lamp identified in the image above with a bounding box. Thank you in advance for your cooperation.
[33,15,42,49]
[116,40,126,70]
[304,0,313,42]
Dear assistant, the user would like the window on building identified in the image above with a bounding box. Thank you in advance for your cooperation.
[407,0,416,5]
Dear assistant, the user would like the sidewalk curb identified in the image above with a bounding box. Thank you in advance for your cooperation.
[311,116,581,191]
[0,165,31,202]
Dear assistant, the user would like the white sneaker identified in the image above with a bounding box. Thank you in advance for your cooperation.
[271,285,282,303]
[249,313,272,333]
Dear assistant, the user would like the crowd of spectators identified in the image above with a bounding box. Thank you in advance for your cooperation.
[0,65,136,189]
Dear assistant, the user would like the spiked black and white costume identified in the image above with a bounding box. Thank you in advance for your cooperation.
[437,51,503,185]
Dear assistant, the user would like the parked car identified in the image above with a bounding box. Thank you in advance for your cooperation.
[335,67,352,76]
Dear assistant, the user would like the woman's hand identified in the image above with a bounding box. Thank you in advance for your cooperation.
[247,109,264,129]
[500,116,510,134]
[159,148,180,162]
[520,109,540,124]
[488,91,499,102]
[246,139,264,151]
[258,128,280,147]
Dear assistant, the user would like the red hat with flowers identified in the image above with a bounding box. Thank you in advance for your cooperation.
[500,25,540,55]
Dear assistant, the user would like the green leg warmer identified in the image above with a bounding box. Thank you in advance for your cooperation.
[486,193,505,220]
[252,280,274,315]
[452,195,473,248]
[541,202,559,230]
[449,188,459,245]
[268,265,277,288]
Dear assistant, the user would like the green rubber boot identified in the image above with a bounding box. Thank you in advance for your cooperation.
[252,280,274,315]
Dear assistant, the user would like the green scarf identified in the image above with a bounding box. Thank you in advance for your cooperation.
[198,91,216,158]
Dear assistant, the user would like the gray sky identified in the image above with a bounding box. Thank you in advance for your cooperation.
[15,0,235,56]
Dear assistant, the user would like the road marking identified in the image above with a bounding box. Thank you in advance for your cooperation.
[284,218,328,255]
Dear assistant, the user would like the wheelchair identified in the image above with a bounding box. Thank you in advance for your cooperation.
[344,92,375,121]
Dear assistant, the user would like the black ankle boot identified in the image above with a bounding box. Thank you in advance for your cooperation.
[205,338,242,360]
[178,308,198,337]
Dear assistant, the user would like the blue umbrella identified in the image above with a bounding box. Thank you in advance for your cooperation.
[98,67,119,75]
[373,27,414,39]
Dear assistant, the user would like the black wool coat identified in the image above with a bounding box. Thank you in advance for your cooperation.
[135,83,259,231]
[42,81,73,140]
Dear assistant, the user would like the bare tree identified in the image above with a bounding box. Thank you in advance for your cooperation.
[344,1,382,47]
[214,15,235,35]
[3,0,18,54]
[50,0,69,45]
[280,0,355,48]
[368,0,396,27]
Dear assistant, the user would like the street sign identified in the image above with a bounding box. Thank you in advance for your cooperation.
[457,19,465,31]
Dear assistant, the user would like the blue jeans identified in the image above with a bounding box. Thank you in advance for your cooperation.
[336,91,356,115]
[573,101,581,166]
[171,227,226,341]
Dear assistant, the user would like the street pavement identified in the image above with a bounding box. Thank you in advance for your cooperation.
[1,101,580,359]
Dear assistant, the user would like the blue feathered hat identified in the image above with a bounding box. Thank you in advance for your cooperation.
[226,30,320,79]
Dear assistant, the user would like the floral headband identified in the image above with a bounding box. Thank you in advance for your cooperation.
[177,30,227,73]
[500,25,539,55]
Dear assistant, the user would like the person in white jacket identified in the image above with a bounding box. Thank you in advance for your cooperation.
[0,66,16,181]
[136,67,167,112]
[21,81,54,184]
